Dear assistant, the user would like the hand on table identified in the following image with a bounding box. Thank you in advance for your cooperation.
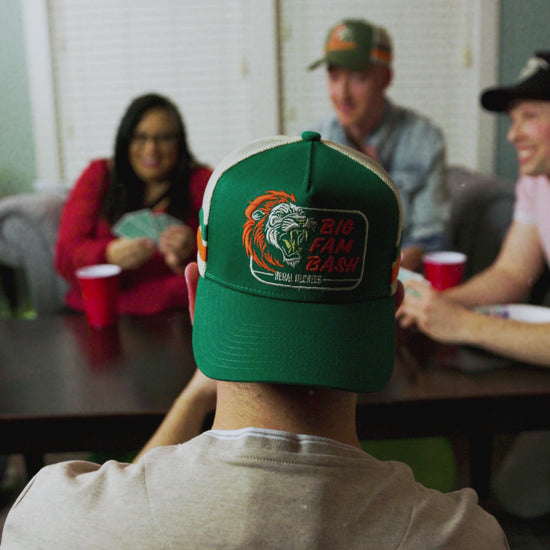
[158,224,195,273]
[106,237,155,270]
[396,279,470,344]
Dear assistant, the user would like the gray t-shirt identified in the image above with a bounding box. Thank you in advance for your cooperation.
[1,427,509,549]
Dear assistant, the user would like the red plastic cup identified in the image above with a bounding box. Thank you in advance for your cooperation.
[422,251,467,291]
[76,264,121,329]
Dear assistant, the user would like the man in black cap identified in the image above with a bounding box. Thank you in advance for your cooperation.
[399,51,550,519]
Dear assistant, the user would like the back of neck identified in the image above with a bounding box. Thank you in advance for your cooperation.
[212,382,361,448]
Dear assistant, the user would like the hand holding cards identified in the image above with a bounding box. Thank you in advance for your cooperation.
[158,223,196,272]
[113,209,182,243]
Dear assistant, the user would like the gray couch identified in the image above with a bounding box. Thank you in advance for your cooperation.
[0,190,68,314]
[445,166,515,280]
[0,167,518,315]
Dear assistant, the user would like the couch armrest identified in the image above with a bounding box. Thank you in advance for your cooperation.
[0,191,69,314]
[446,166,515,279]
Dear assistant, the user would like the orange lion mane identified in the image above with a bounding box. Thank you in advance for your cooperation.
[243,190,296,273]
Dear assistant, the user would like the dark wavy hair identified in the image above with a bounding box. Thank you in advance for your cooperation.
[102,93,199,224]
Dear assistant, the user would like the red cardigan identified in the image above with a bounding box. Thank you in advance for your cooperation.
[55,159,212,315]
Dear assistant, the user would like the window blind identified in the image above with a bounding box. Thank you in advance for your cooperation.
[47,0,278,185]
[279,0,498,170]
[29,0,497,185]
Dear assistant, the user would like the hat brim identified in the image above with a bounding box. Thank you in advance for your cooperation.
[307,55,375,72]
[481,77,550,112]
[481,86,524,112]
[308,57,325,71]
[192,277,396,393]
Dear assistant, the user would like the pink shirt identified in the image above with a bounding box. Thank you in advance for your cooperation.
[514,174,550,264]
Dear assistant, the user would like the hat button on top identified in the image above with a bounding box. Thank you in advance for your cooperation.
[301,131,321,142]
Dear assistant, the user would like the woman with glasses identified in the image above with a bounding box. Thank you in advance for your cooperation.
[55,93,213,314]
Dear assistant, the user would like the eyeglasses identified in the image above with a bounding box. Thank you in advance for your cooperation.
[131,133,178,147]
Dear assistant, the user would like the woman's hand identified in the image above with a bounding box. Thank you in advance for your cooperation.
[158,224,195,273]
[106,237,155,270]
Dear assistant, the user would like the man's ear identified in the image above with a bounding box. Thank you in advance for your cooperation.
[381,67,393,90]
[184,262,199,324]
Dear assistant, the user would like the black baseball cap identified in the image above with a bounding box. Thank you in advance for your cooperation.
[481,51,550,112]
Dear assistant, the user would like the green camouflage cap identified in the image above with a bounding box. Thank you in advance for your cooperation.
[309,19,392,71]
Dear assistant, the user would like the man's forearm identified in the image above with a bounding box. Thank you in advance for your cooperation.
[444,265,531,308]
[133,370,217,462]
[460,312,550,368]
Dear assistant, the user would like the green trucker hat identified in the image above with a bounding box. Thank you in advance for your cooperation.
[308,19,392,72]
[193,131,402,393]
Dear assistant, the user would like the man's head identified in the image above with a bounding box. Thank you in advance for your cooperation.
[191,132,403,393]
[309,19,393,138]
[481,51,550,177]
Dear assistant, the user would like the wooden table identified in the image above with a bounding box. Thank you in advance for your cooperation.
[0,313,197,475]
[1,314,549,497]
[357,329,550,496]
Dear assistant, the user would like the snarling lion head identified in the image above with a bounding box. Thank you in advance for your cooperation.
[243,190,315,273]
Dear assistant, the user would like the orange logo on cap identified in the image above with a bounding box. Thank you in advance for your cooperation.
[243,190,315,273]
[325,23,357,53]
